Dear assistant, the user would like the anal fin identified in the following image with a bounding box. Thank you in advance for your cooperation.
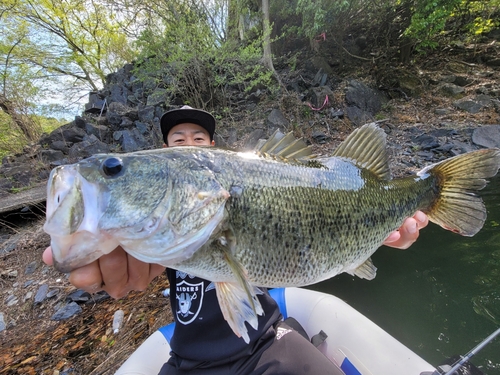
[349,257,377,280]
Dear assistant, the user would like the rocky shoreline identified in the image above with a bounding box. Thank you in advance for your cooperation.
[1,49,500,203]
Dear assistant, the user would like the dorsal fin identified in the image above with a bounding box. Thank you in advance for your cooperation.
[332,123,391,180]
[257,129,285,153]
[255,129,315,163]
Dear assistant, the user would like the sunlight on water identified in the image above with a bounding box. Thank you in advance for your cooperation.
[312,175,500,374]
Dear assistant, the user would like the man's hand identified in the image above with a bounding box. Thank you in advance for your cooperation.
[42,246,165,299]
[383,211,428,249]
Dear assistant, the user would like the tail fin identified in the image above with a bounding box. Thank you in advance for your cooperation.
[419,148,500,236]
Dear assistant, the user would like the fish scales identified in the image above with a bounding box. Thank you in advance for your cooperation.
[44,123,500,343]
[174,160,438,286]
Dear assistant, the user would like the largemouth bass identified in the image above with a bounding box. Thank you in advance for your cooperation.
[44,123,500,342]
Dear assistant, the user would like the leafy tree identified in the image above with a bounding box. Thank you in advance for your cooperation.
[0,0,137,157]
[403,0,500,49]
[4,0,136,91]
[0,13,43,145]
[0,0,136,129]
[133,0,274,110]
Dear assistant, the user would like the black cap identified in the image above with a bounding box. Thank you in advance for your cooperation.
[160,105,216,144]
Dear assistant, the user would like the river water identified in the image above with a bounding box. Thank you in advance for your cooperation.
[311,175,500,374]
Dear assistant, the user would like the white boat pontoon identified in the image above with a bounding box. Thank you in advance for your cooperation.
[115,287,446,375]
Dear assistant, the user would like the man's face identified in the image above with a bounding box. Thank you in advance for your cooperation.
[166,123,214,147]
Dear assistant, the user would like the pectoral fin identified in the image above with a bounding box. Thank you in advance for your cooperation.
[215,229,264,343]
[349,257,377,280]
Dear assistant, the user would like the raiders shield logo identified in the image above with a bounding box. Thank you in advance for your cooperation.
[175,279,204,325]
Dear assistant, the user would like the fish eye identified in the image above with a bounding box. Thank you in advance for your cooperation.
[101,157,123,177]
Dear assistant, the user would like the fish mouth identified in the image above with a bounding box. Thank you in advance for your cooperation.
[44,162,114,272]
[44,165,82,236]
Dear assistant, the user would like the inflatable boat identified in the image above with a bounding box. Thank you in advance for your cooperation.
[115,287,439,375]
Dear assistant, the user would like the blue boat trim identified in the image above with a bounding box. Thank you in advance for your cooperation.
[341,357,362,375]
[159,322,175,343]
[269,288,287,319]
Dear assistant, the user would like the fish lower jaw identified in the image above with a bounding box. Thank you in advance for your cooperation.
[50,232,120,273]
[53,257,95,274]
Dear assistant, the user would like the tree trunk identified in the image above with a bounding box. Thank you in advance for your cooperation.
[227,0,241,43]
[261,0,274,72]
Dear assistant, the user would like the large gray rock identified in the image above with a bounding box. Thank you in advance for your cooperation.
[345,80,384,114]
[138,106,155,123]
[345,106,372,126]
[243,129,266,150]
[117,128,148,152]
[453,95,492,114]
[147,88,169,107]
[34,284,49,305]
[344,80,385,125]
[85,123,111,142]
[68,134,111,159]
[50,140,70,153]
[85,92,106,113]
[439,83,465,98]
[453,76,471,87]
[472,125,500,148]
[74,116,87,129]
[106,102,138,127]
[266,109,289,130]
[453,100,483,114]
[108,84,130,104]
[105,66,133,104]
[45,126,86,144]
[40,149,65,162]
[305,56,334,76]
[51,302,82,320]
[398,72,423,97]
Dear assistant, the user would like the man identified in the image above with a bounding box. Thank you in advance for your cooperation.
[43,106,428,374]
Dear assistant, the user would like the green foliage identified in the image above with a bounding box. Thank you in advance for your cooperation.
[403,0,462,49]
[275,0,498,60]
[403,0,500,49]
[133,5,222,109]
[275,0,365,41]
[0,112,65,159]
[464,0,500,36]
[220,39,274,93]
[295,0,336,39]
[133,2,277,111]
[38,115,67,134]
[0,0,136,157]
[0,111,27,159]
[1,0,498,146]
